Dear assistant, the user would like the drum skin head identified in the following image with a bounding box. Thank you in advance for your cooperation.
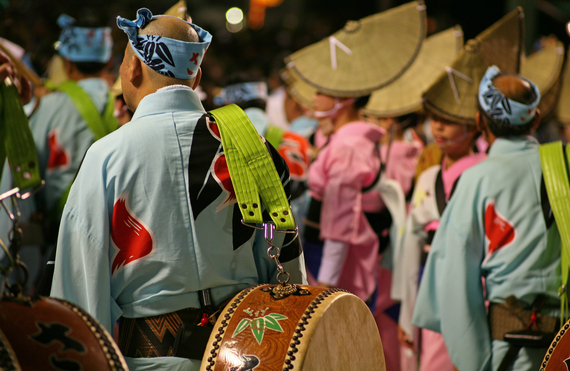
[540,320,570,371]
[0,295,129,371]
[200,284,386,371]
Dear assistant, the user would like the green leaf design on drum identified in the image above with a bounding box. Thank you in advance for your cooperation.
[264,315,285,332]
[234,318,252,336]
[251,318,265,344]
[232,311,288,344]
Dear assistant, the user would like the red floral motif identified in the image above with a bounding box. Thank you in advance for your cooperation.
[189,52,199,65]
[47,129,69,170]
[211,153,236,210]
[485,202,515,256]
[277,132,311,181]
[206,117,221,141]
[111,194,155,274]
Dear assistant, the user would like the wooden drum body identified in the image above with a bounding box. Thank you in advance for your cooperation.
[201,284,385,371]
[0,295,129,371]
[541,320,570,371]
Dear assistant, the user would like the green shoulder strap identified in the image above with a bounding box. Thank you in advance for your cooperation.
[264,125,285,149]
[50,80,118,217]
[539,141,570,325]
[209,104,295,230]
[56,80,119,140]
[0,81,41,191]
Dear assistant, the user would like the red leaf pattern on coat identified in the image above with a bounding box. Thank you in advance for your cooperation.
[47,129,69,170]
[111,194,155,274]
[485,202,515,256]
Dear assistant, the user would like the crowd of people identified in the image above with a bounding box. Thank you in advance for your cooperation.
[0,1,569,370]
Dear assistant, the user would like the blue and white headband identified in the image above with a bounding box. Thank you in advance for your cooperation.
[478,65,540,126]
[117,8,212,79]
[213,82,268,106]
[56,14,113,63]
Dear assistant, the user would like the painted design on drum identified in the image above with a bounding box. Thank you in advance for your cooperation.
[31,322,85,370]
[565,357,570,370]
[230,354,260,371]
[233,307,287,344]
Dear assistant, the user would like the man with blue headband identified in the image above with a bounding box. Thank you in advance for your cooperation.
[26,15,117,295]
[413,66,561,370]
[49,8,306,371]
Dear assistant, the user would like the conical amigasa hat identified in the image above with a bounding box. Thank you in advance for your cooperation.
[284,1,426,98]
[423,7,524,125]
[280,67,317,108]
[165,0,188,20]
[521,38,565,121]
[362,26,463,118]
[557,50,570,126]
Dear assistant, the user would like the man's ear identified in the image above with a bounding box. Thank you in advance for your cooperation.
[192,67,202,90]
[127,54,142,85]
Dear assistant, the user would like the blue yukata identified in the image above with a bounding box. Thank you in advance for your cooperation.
[50,86,307,371]
[31,78,110,215]
[412,136,561,371]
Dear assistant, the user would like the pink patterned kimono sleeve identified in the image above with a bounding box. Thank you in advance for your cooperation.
[310,142,379,246]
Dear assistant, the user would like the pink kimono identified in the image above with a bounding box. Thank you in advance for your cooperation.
[308,121,385,300]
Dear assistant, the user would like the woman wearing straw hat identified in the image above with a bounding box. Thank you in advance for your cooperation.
[360,24,471,371]
[285,2,427,369]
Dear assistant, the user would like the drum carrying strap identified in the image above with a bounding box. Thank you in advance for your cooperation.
[539,141,570,325]
[209,104,295,230]
[0,80,41,190]
[264,125,285,150]
[50,80,119,217]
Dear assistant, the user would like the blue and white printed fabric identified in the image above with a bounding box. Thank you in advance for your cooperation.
[478,65,540,126]
[213,82,268,106]
[57,14,113,63]
[117,8,212,79]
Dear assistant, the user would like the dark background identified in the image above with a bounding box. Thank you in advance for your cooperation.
[2,0,570,100]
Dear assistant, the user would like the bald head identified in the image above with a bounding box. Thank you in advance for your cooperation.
[120,14,204,112]
[130,15,201,86]
[492,74,537,105]
[139,15,199,43]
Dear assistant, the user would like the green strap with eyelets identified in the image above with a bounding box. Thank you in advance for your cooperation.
[0,80,41,190]
[209,104,295,230]
[539,141,570,325]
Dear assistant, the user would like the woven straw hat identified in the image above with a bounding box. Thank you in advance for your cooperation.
[280,67,317,108]
[521,38,564,121]
[362,26,463,118]
[557,50,570,125]
[423,7,524,125]
[165,0,188,20]
[284,1,426,98]
[520,36,564,120]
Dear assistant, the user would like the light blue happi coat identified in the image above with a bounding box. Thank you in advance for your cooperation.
[412,137,561,371]
[50,86,307,371]
[31,78,110,214]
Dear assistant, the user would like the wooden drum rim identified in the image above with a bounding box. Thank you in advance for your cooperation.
[540,320,570,371]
